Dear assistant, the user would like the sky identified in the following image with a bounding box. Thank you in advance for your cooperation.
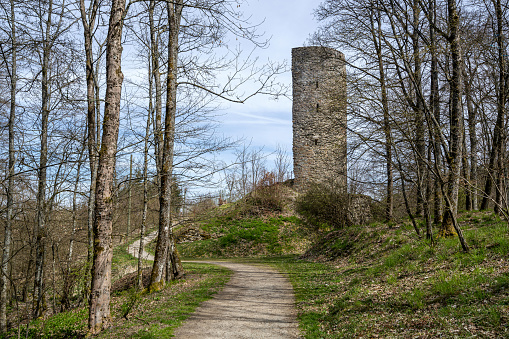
[216,1,320,158]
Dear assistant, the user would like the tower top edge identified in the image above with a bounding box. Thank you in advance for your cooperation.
[292,46,345,59]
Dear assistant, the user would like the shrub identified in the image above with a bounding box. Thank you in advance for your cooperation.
[296,181,350,229]
[241,172,284,215]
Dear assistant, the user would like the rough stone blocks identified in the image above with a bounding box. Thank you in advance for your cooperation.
[292,46,347,191]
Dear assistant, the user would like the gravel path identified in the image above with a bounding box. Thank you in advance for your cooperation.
[174,261,301,339]
[126,231,158,261]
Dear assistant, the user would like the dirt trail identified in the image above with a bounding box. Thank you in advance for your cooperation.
[126,231,158,261]
[174,261,301,339]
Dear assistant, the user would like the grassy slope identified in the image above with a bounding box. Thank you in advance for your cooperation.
[183,210,509,338]
[178,214,311,257]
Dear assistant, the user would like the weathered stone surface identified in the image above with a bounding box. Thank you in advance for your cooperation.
[292,46,347,191]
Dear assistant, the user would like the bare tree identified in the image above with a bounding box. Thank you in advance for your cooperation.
[0,0,17,330]
[88,0,126,332]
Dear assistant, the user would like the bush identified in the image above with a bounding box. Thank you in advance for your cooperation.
[240,172,284,215]
[296,181,350,229]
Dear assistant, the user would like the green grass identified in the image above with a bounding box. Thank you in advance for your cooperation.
[178,215,308,257]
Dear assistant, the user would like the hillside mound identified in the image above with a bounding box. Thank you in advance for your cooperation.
[176,183,315,257]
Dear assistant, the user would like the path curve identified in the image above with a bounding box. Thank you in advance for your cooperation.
[174,261,301,339]
[126,231,158,261]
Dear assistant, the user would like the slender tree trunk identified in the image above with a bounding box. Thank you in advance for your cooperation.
[425,144,434,242]
[465,69,478,210]
[371,11,393,222]
[150,0,184,290]
[63,147,84,311]
[494,0,506,215]
[127,154,133,241]
[462,123,471,211]
[430,0,442,224]
[34,0,53,316]
[79,0,99,301]
[440,0,469,253]
[88,0,125,332]
[413,0,425,218]
[399,169,421,237]
[0,0,16,330]
[138,59,152,290]
[149,0,163,186]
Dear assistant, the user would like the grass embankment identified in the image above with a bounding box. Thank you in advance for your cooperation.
[178,214,310,257]
[248,211,509,338]
[97,262,232,339]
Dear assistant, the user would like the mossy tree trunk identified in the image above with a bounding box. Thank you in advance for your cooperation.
[150,0,184,291]
[88,0,125,333]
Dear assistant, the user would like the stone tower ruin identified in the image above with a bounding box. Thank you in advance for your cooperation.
[292,46,347,190]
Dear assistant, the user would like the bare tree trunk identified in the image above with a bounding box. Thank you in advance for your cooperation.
[88,0,125,332]
[150,0,184,290]
[430,0,442,224]
[149,0,163,186]
[63,147,84,311]
[413,0,425,218]
[138,60,152,290]
[127,154,133,241]
[0,0,16,330]
[440,0,469,252]
[425,144,434,242]
[33,0,53,316]
[465,67,478,210]
[400,170,421,237]
[371,10,393,222]
[494,0,506,216]
[79,0,99,301]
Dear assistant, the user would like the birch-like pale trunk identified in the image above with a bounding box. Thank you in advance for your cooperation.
[88,0,125,332]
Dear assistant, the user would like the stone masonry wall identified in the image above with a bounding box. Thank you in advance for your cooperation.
[292,46,347,191]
